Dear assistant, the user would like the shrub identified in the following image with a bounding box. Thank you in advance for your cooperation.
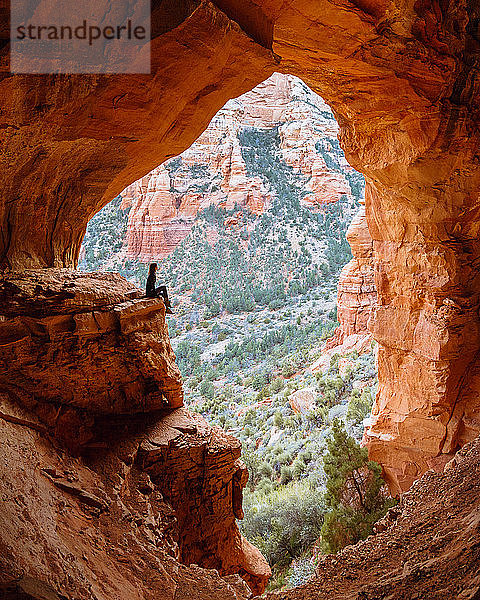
[252,373,268,390]
[292,457,307,478]
[280,465,294,484]
[241,482,325,568]
[274,411,284,428]
[199,380,214,400]
[270,377,285,394]
[259,462,274,479]
[347,388,374,425]
[275,452,291,469]
[320,420,395,554]
[256,478,274,495]
[188,376,199,390]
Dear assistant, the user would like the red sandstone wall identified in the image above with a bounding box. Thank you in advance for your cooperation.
[121,73,353,261]
[326,203,377,352]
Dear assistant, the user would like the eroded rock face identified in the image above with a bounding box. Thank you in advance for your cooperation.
[121,72,353,261]
[136,409,271,595]
[0,1,277,270]
[0,0,479,528]
[0,394,265,599]
[288,388,317,415]
[0,270,183,447]
[326,204,376,352]
[0,270,270,598]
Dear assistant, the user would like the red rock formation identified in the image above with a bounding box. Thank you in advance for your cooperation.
[1,1,480,592]
[0,392,266,599]
[0,271,270,598]
[326,204,376,352]
[137,408,271,595]
[288,388,317,415]
[122,72,352,261]
[0,1,277,271]
[0,269,183,441]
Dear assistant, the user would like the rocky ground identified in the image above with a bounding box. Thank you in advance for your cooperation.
[265,437,480,600]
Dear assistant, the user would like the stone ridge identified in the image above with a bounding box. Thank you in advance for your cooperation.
[0,270,183,449]
[120,73,353,261]
[0,269,143,317]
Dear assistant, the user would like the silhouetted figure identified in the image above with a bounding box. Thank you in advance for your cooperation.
[146,263,173,314]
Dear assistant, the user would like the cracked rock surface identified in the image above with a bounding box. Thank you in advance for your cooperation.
[0,269,269,599]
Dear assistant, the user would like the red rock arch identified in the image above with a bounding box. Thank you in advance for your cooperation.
[1,0,480,492]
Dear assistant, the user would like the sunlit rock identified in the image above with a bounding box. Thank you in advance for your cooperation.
[121,73,353,261]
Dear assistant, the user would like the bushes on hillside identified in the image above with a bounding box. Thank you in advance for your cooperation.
[346,388,374,425]
[320,420,395,554]
[241,482,325,568]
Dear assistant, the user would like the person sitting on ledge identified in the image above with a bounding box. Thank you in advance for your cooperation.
[146,262,173,314]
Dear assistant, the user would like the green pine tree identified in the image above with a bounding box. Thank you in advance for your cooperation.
[320,420,396,554]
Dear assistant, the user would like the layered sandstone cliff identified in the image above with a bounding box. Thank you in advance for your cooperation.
[121,73,353,260]
[0,270,270,598]
[325,203,376,355]
[0,270,183,440]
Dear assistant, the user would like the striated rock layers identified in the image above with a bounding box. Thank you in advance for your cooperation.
[122,72,353,261]
[0,269,183,444]
[326,203,376,354]
[0,270,270,598]
[137,409,271,596]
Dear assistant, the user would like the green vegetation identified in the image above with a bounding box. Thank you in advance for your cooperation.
[79,195,131,271]
[321,421,396,554]
[77,96,390,591]
[242,482,324,570]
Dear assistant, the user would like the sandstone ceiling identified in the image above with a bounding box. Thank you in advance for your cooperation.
[1,0,480,500]
[1,2,480,597]
[1,0,477,271]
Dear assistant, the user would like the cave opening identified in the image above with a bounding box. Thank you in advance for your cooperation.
[79,72,385,589]
[2,0,480,597]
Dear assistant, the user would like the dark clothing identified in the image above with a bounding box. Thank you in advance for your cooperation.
[155,285,169,305]
[146,273,157,298]
[146,273,170,307]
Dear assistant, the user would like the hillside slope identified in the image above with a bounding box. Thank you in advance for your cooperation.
[79,73,382,589]
[265,436,480,600]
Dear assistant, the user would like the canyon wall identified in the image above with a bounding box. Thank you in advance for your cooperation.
[121,72,354,261]
[1,0,480,596]
[326,203,376,354]
[0,270,270,598]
